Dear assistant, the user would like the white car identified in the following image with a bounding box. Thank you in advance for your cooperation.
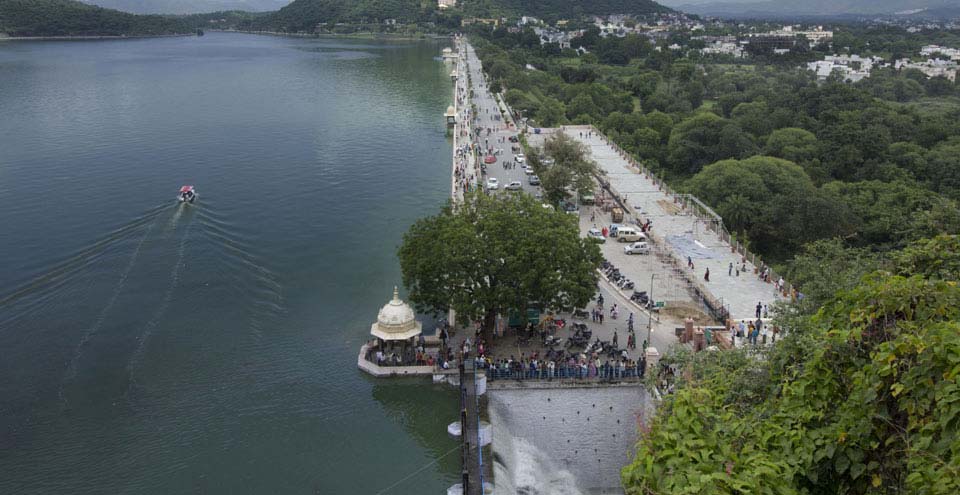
[514,154,525,163]
[524,166,535,175]
[486,177,499,190]
[587,228,606,243]
[505,180,522,191]
[624,242,651,255]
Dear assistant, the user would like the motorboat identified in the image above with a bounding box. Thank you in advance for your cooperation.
[178,185,197,203]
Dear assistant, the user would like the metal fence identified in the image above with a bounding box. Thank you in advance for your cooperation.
[483,363,645,382]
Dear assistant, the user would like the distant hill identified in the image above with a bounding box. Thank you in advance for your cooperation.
[0,0,199,36]
[675,0,959,18]
[460,0,672,18]
[247,0,436,32]
[79,0,290,15]
[248,0,672,33]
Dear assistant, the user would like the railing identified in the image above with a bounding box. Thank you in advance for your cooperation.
[483,363,645,382]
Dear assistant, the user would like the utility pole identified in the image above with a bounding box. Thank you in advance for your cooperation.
[646,273,656,350]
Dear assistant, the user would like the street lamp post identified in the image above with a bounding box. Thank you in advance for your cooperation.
[646,273,656,351]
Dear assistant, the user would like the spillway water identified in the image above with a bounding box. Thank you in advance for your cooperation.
[488,387,653,495]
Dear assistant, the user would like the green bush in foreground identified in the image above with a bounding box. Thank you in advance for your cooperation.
[624,235,960,494]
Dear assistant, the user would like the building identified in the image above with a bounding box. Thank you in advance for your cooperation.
[438,0,456,9]
[770,25,833,45]
[700,40,745,58]
[895,58,959,81]
[806,54,881,82]
[357,287,441,377]
[920,44,960,61]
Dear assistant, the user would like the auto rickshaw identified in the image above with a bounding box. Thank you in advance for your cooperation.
[611,207,624,223]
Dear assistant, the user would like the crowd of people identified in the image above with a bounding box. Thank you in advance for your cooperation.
[480,353,645,381]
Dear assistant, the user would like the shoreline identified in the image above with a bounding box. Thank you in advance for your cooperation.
[0,33,196,41]
[214,29,453,42]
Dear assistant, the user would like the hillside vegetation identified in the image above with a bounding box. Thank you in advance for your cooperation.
[623,235,960,494]
[79,0,289,15]
[460,0,671,18]
[0,0,197,36]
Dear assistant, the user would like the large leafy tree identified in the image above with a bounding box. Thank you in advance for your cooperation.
[687,156,853,259]
[666,112,757,175]
[623,235,960,495]
[534,132,598,204]
[398,192,601,337]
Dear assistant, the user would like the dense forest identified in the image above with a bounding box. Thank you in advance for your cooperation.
[0,0,203,36]
[458,0,670,19]
[471,25,960,261]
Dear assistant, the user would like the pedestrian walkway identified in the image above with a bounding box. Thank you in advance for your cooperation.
[561,126,785,321]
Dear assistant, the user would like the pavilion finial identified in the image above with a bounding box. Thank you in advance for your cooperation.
[393,286,399,302]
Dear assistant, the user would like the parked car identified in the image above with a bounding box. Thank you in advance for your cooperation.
[508,135,519,143]
[505,180,522,191]
[559,200,578,215]
[587,228,606,243]
[624,242,651,255]
[486,177,499,190]
[528,175,540,185]
[524,166,535,175]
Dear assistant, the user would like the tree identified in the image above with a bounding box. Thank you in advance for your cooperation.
[537,132,598,204]
[925,138,960,200]
[785,238,880,311]
[667,113,755,176]
[731,100,772,138]
[565,92,598,120]
[536,96,566,127]
[687,156,851,258]
[398,192,601,339]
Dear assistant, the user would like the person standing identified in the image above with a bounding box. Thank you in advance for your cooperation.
[728,262,733,276]
[756,301,762,318]
[704,268,710,282]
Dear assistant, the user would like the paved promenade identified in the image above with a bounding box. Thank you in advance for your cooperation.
[561,126,785,321]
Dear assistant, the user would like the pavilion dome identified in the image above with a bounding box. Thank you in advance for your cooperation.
[371,287,422,341]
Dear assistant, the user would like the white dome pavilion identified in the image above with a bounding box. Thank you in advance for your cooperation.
[371,287,422,341]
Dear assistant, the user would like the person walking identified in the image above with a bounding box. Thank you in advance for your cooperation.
[756,301,762,319]
[612,331,618,348]
[728,262,733,276]
[704,268,710,282]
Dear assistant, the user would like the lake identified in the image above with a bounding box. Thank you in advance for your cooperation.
[0,32,460,494]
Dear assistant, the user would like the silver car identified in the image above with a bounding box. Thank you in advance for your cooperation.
[624,242,650,255]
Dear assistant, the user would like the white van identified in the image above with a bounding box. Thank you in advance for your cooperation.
[615,227,646,243]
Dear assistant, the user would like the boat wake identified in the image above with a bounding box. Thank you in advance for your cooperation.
[125,213,194,392]
[0,204,169,329]
[59,212,159,405]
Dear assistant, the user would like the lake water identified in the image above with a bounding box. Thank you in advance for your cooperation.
[0,32,461,494]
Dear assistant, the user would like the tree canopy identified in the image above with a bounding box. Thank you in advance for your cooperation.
[398,192,601,336]
[532,132,598,205]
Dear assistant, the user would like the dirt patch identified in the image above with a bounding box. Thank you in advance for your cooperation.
[657,199,681,215]
[660,302,717,325]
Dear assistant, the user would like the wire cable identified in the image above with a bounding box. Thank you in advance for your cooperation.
[373,445,462,495]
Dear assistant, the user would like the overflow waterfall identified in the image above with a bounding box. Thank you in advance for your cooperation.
[488,386,655,494]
